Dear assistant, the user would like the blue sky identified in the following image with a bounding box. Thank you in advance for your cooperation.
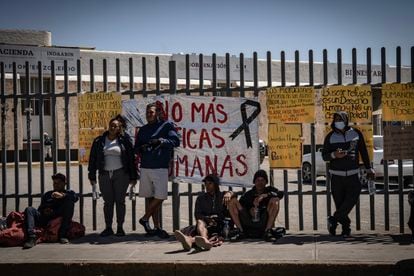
[1,0,413,65]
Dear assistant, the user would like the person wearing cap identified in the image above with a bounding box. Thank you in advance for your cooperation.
[174,174,235,251]
[228,169,284,242]
[134,103,179,239]
[322,111,375,237]
[22,173,78,249]
[88,115,137,237]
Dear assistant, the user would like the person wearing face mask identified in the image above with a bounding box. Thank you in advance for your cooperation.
[322,111,375,237]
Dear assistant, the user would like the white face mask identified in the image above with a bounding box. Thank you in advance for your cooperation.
[335,122,345,130]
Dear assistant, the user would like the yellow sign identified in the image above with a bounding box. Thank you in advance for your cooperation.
[324,124,373,162]
[266,87,315,123]
[268,123,302,168]
[382,83,414,121]
[321,85,372,123]
[78,92,123,164]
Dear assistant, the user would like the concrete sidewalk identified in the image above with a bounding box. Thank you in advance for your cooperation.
[1,232,414,276]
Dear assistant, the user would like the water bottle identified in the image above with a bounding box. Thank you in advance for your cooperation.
[368,178,376,195]
[129,185,136,201]
[252,207,260,222]
[92,183,100,200]
[222,218,231,240]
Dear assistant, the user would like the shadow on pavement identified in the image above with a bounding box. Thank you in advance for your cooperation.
[70,233,175,245]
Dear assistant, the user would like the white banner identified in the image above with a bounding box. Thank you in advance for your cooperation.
[0,45,80,75]
[122,95,261,187]
[172,54,254,81]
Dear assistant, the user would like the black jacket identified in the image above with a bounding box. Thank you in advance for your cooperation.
[88,132,137,181]
[194,191,227,221]
[239,186,284,211]
[38,189,78,215]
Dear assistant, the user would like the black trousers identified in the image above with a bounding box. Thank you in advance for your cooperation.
[24,197,75,239]
[98,168,130,228]
[331,174,361,230]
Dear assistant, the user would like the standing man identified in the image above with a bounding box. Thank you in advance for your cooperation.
[135,103,180,239]
[228,170,284,241]
[322,111,375,237]
[23,173,78,249]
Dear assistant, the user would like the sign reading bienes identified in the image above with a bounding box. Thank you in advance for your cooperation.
[172,54,254,82]
[0,45,80,75]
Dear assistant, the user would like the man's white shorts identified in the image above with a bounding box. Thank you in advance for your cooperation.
[139,168,168,200]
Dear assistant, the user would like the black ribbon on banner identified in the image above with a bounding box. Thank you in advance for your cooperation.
[229,100,261,148]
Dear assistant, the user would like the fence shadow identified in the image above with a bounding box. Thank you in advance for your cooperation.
[70,232,175,245]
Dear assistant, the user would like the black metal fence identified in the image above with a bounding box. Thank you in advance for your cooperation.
[1,46,413,233]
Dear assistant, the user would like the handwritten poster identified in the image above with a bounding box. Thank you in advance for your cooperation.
[122,95,261,187]
[268,123,302,169]
[321,85,372,123]
[267,87,315,123]
[382,83,414,121]
[384,125,414,160]
[78,92,122,163]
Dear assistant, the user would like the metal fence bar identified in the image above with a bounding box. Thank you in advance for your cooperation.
[13,62,20,211]
[1,62,6,216]
[142,57,147,97]
[64,61,71,189]
[129,58,134,98]
[381,47,390,231]
[396,46,404,234]
[226,53,231,97]
[116,58,121,92]
[156,57,160,95]
[103,59,108,92]
[267,51,274,188]
[37,61,45,196]
[76,59,84,226]
[199,54,204,96]
[24,62,33,206]
[367,47,375,230]
[51,61,57,174]
[351,48,361,231]
[212,53,217,96]
[309,49,317,230]
[323,49,331,227]
[90,59,97,231]
[239,53,245,98]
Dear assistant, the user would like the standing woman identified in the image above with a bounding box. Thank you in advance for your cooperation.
[88,115,137,236]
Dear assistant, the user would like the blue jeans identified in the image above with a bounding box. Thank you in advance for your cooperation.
[24,197,75,239]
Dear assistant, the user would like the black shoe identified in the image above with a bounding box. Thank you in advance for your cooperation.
[116,227,126,237]
[154,228,170,239]
[263,229,274,242]
[272,227,286,239]
[327,216,337,236]
[100,228,114,237]
[229,229,245,242]
[23,237,36,249]
[59,237,69,244]
[341,228,351,238]
[139,218,154,234]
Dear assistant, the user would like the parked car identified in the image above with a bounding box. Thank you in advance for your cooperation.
[302,135,413,186]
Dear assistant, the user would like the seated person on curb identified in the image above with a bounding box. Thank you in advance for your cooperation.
[23,173,79,249]
[174,174,235,251]
[228,169,284,241]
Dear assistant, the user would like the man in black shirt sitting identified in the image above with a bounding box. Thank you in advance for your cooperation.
[228,169,284,241]
[23,173,79,249]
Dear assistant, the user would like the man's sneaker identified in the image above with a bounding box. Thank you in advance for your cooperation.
[194,236,213,250]
[23,237,36,249]
[272,227,286,239]
[263,229,274,242]
[229,228,245,242]
[327,216,337,236]
[341,228,351,238]
[59,237,69,244]
[116,227,126,237]
[100,227,114,237]
[139,218,154,234]
[174,230,193,251]
[154,228,170,239]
